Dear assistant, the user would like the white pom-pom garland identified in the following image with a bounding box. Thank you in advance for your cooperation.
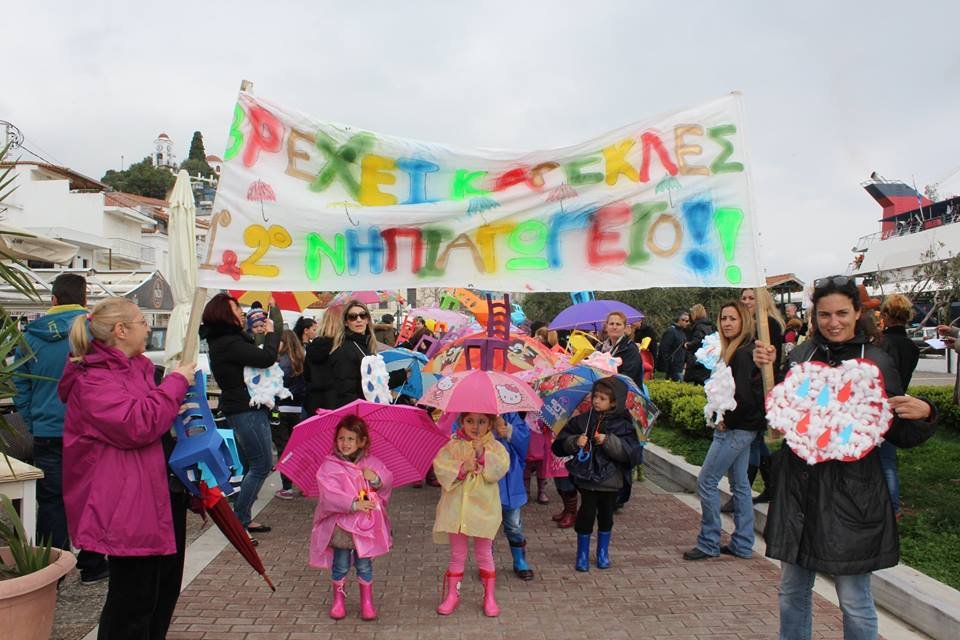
[765,359,893,465]
[695,332,723,371]
[703,361,737,425]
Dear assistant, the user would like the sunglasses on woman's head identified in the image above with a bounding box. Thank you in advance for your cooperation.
[347,312,369,321]
[813,275,852,289]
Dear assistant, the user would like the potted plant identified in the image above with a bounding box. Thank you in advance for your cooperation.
[0,144,76,639]
[1,496,75,640]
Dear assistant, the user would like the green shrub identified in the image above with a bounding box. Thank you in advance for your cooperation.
[647,379,710,437]
[909,385,959,434]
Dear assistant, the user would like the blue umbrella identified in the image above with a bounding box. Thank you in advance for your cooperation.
[380,347,428,372]
[394,360,442,400]
[548,300,644,331]
[533,365,657,438]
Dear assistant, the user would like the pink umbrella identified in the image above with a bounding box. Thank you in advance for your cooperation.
[246,180,276,222]
[277,400,448,494]
[419,370,542,414]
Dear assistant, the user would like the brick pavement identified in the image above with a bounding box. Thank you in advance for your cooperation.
[166,481,856,640]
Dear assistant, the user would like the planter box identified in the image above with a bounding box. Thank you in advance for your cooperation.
[0,547,76,640]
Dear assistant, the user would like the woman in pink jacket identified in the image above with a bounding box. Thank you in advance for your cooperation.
[309,415,393,622]
[59,298,194,639]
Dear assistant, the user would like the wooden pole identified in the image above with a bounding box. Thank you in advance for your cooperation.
[178,79,253,364]
[755,287,775,393]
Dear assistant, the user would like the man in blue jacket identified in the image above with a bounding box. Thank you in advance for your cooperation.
[13,273,109,584]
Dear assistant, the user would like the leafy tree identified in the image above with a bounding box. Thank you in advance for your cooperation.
[101,157,175,199]
[179,131,216,179]
[878,242,960,325]
[522,287,741,335]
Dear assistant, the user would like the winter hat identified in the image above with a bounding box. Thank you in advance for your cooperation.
[247,308,267,331]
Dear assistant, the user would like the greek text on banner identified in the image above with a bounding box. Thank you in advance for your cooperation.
[198,89,764,292]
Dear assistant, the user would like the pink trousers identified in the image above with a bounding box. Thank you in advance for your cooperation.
[447,533,494,573]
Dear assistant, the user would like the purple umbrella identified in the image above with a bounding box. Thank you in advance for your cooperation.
[548,300,644,331]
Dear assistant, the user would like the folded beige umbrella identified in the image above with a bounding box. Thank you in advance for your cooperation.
[0,223,78,265]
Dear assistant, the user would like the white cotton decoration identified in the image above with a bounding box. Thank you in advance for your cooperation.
[703,361,737,425]
[244,363,292,409]
[764,358,892,465]
[361,354,392,404]
[695,332,723,371]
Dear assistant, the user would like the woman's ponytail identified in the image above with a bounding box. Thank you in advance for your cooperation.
[68,297,139,363]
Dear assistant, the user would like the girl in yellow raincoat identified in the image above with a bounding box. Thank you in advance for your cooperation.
[432,412,509,618]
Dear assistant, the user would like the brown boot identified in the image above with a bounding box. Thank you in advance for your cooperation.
[556,491,578,529]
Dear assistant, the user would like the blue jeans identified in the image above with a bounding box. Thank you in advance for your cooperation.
[779,561,877,640]
[32,438,70,551]
[554,476,575,494]
[332,548,373,581]
[33,438,108,576]
[226,410,273,527]
[878,441,900,515]
[502,507,525,545]
[696,429,755,557]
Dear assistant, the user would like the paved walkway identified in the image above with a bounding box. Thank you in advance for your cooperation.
[164,479,863,640]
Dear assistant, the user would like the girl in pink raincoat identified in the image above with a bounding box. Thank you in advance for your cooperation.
[309,415,393,622]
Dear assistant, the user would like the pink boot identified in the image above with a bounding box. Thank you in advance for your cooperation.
[436,571,463,615]
[358,578,377,621]
[479,569,499,617]
[329,579,346,620]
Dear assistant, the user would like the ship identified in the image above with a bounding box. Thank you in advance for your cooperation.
[849,174,960,298]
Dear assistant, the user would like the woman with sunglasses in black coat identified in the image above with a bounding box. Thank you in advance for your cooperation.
[754,275,937,640]
[305,301,406,413]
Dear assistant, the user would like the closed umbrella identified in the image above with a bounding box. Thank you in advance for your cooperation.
[162,170,198,370]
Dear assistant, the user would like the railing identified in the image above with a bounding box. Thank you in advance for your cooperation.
[94,237,156,265]
[854,207,960,250]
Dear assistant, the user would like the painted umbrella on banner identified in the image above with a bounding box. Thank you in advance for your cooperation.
[277,400,448,493]
[229,289,320,312]
[194,481,275,591]
[418,370,542,414]
[425,333,556,376]
[548,300,644,331]
[533,365,659,438]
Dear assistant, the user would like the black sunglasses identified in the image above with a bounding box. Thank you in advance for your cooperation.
[346,312,369,321]
[813,275,853,290]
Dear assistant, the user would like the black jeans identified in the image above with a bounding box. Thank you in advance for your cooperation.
[575,489,618,534]
[270,411,299,490]
[32,437,108,575]
[97,492,188,640]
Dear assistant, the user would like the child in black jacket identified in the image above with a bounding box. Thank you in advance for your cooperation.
[552,377,639,571]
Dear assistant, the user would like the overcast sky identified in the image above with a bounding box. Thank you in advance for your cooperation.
[5,1,959,284]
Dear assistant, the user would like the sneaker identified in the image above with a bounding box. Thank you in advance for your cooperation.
[720,545,749,559]
[80,566,110,585]
[682,548,718,561]
[275,489,295,500]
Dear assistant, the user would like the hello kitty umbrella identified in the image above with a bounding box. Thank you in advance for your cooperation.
[419,370,542,414]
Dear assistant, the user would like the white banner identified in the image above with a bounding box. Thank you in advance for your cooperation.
[198,89,764,292]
